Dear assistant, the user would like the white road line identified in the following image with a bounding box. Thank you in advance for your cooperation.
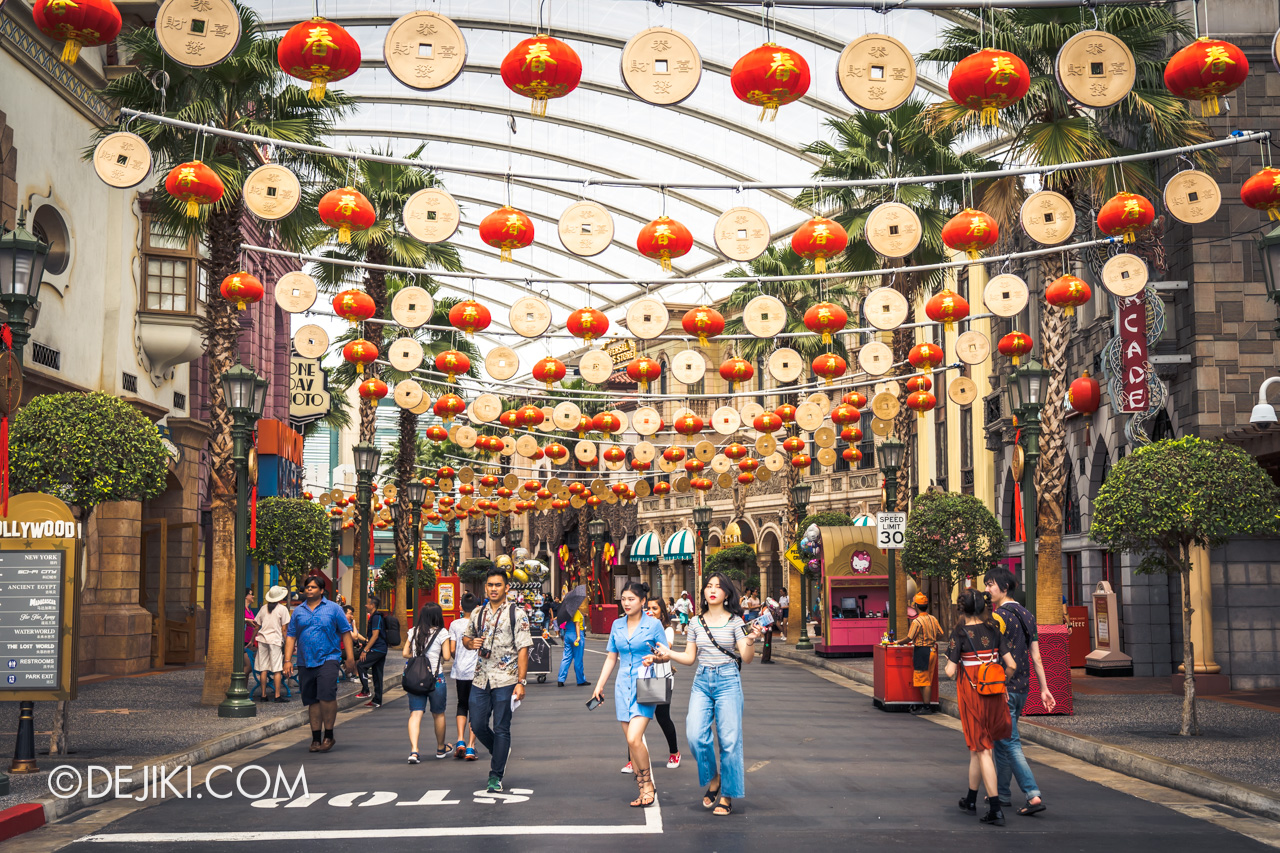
[78,800,663,843]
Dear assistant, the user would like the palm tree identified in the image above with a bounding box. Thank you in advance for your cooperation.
[921,7,1212,621]
[91,3,351,706]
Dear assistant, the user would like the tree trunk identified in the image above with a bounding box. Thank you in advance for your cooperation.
[1035,255,1069,625]
[1179,554,1199,736]
[890,277,916,510]
[358,243,390,444]
[393,407,418,578]
[201,491,237,704]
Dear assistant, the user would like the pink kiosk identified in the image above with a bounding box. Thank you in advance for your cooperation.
[814,525,890,657]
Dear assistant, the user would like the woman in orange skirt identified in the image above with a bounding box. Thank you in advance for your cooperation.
[945,588,1016,826]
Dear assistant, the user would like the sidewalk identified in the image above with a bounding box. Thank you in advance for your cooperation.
[0,666,366,813]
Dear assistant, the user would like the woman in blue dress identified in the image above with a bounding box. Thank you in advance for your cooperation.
[591,581,667,807]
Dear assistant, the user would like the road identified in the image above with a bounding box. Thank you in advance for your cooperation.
[22,649,1280,853]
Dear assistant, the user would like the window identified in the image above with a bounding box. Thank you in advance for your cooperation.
[959,405,973,494]
[141,215,205,313]
[1064,458,1082,535]
[1064,551,1083,607]
[935,402,947,491]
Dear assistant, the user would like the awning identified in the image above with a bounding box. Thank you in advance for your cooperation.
[630,531,661,563]
[852,514,876,526]
[663,529,695,561]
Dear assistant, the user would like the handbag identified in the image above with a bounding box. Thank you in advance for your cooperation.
[635,664,673,705]
[962,627,1006,696]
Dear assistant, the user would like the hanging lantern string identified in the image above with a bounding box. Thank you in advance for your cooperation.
[119,109,1268,193]
[642,0,1181,9]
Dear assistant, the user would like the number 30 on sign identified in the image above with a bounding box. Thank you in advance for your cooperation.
[876,512,907,549]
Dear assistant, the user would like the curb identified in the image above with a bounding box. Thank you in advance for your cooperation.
[772,647,1280,823]
[1,674,400,839]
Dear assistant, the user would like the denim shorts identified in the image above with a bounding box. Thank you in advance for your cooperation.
[408,675,448,714]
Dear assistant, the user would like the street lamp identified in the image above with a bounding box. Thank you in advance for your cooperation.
[329,513,343,599]
[0,213,50,366]
[218,363,267,718]
[1256,225,1280,337]
[692,504,713,614]
[1007,358,1050,618]
[588,517,607,606]
[876,437,906,637]
[789,482,812,650]
[353,442,381,620]
[406,480,428,620]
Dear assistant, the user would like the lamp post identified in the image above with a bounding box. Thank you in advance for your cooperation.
[588,517,607,608]
[353,442,381,621]
[789,482,812,650]
[329,514,343,600]
[1007,358,1049,618]
[1256,225,1280,337]
[876,437,906,637]
[218,364,267,718]
[406,480,427,621]
[0,213,50,366]
[692,504,713,615]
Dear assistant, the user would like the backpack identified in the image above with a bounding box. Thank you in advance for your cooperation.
[402,628,442,696]
[380,611,402,647]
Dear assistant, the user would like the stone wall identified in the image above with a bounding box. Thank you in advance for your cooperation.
[1211,538,1280,690]
[78,501,151,676]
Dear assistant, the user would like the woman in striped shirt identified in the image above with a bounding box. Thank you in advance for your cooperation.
[647,572,763,817]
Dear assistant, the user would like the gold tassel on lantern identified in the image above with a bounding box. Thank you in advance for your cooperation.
[814,256,828,274]
[500,247,513,263]
[660,251,672,272]
[1200,96,1218,117]
[759,105,779,122]
[184,199,200,218]
[965,249,980,260]
[309,78,327,100]
[338,225,352,244]
[1269,208,1280,221]
[981,106,999,126]
[821,332,832,345]
[61,39,82,64]
[531,97,548,117]
[356,362,365,374]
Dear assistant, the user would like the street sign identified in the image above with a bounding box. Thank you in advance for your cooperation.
[289,354,331,429]
[876,512,907,550]
[785,543,805,571]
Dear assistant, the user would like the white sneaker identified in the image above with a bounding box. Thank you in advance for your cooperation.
[666,753,681,769]
[621,761,633,774]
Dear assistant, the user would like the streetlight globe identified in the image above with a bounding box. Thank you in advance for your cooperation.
[219,363,258,416]
[405,480,428,505]
[0,214,50,300]
[790,481,813,509]
[876,437,906,472]
[353,442,381,476]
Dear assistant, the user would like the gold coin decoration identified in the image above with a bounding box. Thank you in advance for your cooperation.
[634,479,651,498]
[870,417,894,437]
[571,495,587,509]
[806,392,832,416]
[515,435,539,457]
[500,437,516,457]
[393,379,424,409]
[742,294,787,338]
[717,472,733,490]
[402,188,460,243]
[739,401,765,425]
[671,350,707,385]
[1055,30,1135,109]
[156,0,241,67]
[454,425,478,449]
[537,407,556,433]
[795,402,823,432]
[955,330,991,366]
[383,11,467,90]
[458,466,475,484]
[390,286,435,328]
[865,202,923,258]
[872,392,900,421]
[510,295,552,338]
[814,425,836,448]
[558,201,614,257]
[712,406,741,435]
[659,456,677,474]
[984,273,1030,318]
[274,271,317,313]
[242,163,301,220]
[1163,169,1221,224]
[1101,253,1148,297]
[756,467,773,483]
[1019,190,1076,246]
[948,376,979,406]
[1012,444,1026,482]
[92,132,153,189]
[620,27,702,106]
[626,297,669,340]
[764,452,786,472]
[485,347,520,381]
[410,394,433,415]
[632,406,662,436]
[590,478,608,495]
[837,34,917,112]
[293,324,328,359]
[578,349,614,384]
[633,441,656,463]
[817,447,838,467]
[714,207,770,262]
[388,338,424,372]
[755,434,777,456]
[859,340,894,376]
[575,441,597,463]
[767,348,804,383]
[884,379,901,398]
[711,454,731,474]
[553,401,582,430]
[694,440,716,463]
[609,409,630,435]
[674,477,691,494]
[865,287,910,330]
[472,393,502,423]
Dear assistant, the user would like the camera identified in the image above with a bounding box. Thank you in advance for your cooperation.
[478,646,492,660]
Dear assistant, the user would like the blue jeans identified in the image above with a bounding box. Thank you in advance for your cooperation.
[559,631,585,684]
[469,683,515,779]
[995,690,1041,804]
[686,663,745,798]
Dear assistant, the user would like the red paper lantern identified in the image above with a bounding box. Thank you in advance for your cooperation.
[164,161,224,218]
[753,412,782,433]
[342,338,378,374]
[947,48,1030,126]
[842,391,867,408]
[545,443,568,461]
[775,404,797,424]
[738,457,760,473]
[723,443,748,462]
[609,482,628,496]
[1069,370,1102,416]
[333,289,376,323]
[358,377,389,400]
[842,447,863,464]
[639,217,694,272]
[567,307,609,343]
[495,487,512,500]
[532,356,567,390]
[626,357,662,391]
[812,353,847,386]
[482,475,502,489]
[730,43,811,121]
[436,466,456,481]
[499,410,520,433]
[792,217,848,273]
[653,482,672,496]
[630,459,651,472]
[803,301,848,345]
[434,350,471,383]
[841,425,863,443]
[434,393,466,421]
[219,271,264,311]
[684,459,705,474]
[790,453,812,469]
[1164,38,1248,117]
[691,477,714,493]
[426,425,448,442]
[278,17,361,100]
[319,186,376,244]
[459,484,476,496]
[674,414,704,436]
[567,482,585,496]
[682,305,725,347]
[737,473,756,486]
[500,35,582,116]
[942,208,999,260]
[782,435,806,455]
[575,415,592,437]
[719,357,754,390]
[998,331,1034,366]
[906,376,932,394]
[593,412,621,438]
[34,0,122,64]
[517,404,545,428]
[1241,167,1280,220]
[908,342,944,374]
[1096,192,1156,243]
[831,404,860,426]
[479,206,535,262]
[449,300,492,336]
[1045,274,1092,317]
[663,446,686,463]
[906,391,937,419]
[925,288,970,332]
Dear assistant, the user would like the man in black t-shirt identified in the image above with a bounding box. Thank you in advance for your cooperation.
[984,569,1055,816]
[358,595,388,708]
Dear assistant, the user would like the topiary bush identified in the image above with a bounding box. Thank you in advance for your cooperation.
[249,497,331,590]
[459,557,495,586]
[799,510,853,530]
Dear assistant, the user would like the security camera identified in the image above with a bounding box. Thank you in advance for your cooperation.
[1250,402,1278,429]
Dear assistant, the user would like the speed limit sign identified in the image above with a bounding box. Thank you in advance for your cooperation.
[876,512,907,549]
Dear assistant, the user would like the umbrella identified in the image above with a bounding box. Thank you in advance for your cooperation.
[558,584,587,629]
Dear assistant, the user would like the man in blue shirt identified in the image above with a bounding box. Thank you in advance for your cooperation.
[358,595,388,708]
[284,577,356,753]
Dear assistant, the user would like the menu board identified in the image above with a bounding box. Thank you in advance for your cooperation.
[0,550,64,690]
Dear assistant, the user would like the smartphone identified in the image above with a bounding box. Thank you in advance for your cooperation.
[586,696,602,711]
[746,610,774,628]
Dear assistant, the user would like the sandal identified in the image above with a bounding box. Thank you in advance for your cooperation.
[702,781,721,809]
[713,796,733,816]
[406,752,420,765]
[630,768,656,808]
[1018,798,1046,816]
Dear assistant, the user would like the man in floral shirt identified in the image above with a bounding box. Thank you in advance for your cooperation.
[463,567,532,793]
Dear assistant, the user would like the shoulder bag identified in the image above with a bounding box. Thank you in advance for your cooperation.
[961,627,1006,696]
[635,663,673,705]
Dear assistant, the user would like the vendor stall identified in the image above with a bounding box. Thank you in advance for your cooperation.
[814,525,890,657]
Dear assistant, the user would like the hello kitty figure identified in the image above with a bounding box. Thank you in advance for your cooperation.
[850,550,871,574]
